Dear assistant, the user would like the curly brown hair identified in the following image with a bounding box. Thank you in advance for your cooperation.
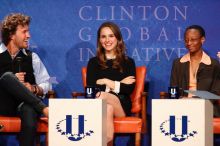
[97,21,127,72]
[1,13,30,46]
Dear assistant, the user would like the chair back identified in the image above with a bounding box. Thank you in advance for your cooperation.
[130,66,146,113]
[82,67,87,88]
[81,66,146,114]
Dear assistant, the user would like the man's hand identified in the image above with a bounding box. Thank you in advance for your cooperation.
[23,82,35,92]
[120,76,136,84]
[217,52,220,59]
[42,107,49,117]
[15,72,26,83]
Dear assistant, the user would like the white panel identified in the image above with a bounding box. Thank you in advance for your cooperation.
[152,99,213,146]
[49,99,107,146]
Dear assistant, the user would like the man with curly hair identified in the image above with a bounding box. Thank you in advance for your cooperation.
[0,13,51,146]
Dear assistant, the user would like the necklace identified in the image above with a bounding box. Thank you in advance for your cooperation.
[106,55,116,60]
[8,50,18,59]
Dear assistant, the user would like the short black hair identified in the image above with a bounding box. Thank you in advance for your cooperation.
[184,25,206,38]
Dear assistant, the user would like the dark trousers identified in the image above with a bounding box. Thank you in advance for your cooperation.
[18,104,38,146]
[0,72,46,146]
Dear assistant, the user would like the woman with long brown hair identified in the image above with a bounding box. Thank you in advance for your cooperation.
[87,21,136,145]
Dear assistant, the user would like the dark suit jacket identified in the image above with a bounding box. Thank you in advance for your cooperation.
[170,54,220,116]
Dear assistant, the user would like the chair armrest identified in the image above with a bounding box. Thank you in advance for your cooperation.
[142,92,148,97]
[46,90,56,99]
[141,91,147,133]
[71,92,85,99]
[160,91,169,99]
[214,118,220,133]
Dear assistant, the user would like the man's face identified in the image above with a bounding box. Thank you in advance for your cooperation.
[184,29,205,53]
[11,25,30,49]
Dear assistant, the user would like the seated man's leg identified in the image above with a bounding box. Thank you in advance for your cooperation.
[0,73,19,116]
[18,103,38,146]
[0,72,46,114]
[0,86,17,116]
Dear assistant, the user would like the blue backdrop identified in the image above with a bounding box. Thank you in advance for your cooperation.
[0,0,220,145]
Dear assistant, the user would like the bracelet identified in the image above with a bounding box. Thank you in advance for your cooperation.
[33,85,36,93]
[35,85,39,95]
[33,85,37,94]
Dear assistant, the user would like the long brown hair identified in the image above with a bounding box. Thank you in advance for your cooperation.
[97,22,127,72]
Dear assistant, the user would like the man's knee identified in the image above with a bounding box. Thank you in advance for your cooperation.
[0,72,14,80]
[0,72,15,81]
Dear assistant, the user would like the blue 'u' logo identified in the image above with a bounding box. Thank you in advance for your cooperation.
[160,115,197,142]
[170,88,176,95]
[170,116,187,142]
[87,88,92,95]
[56,115,94,142]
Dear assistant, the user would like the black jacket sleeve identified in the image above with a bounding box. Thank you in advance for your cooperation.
[119,58,136,95]
[210,59,220,95]
[170,59,179,87]
[86,57,106,91]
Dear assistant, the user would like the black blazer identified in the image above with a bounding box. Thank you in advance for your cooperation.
[170,57,220,95]
[170,56,220,116]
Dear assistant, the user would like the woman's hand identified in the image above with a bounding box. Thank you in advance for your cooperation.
[120,76,136,84]
[96,78,107,85]
[96,78,115,89]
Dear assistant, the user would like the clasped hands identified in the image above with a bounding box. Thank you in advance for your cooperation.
[96,76,136,89]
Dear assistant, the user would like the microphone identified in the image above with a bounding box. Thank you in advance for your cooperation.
[15,57,22,72]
